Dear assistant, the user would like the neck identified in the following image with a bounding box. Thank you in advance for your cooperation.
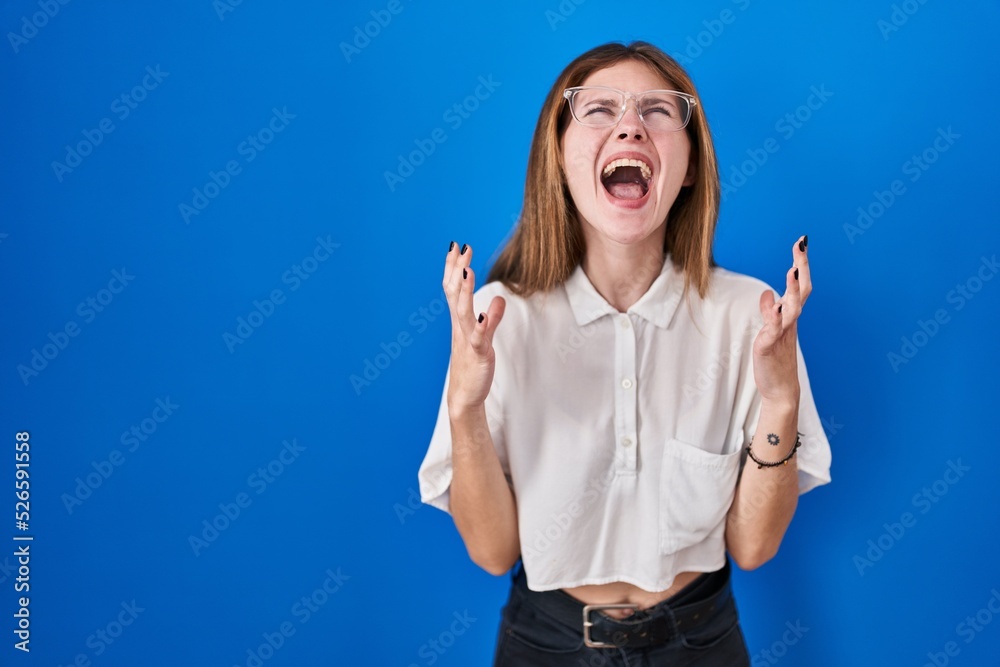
[580,226,666,313]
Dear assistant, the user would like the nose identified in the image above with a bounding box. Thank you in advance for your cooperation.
[616,99,644,141]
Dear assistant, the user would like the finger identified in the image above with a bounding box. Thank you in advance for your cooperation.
[455,264,477,340]
[443,240,458,285]
[457,242,473,273]
[443,241,473,288]
[757,289,782,348]
[443,240,463,312]
[792,235,812,304]
[470,296,506,353]
[781,264,803,325]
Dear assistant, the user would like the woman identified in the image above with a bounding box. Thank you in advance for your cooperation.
[418,41,831,666]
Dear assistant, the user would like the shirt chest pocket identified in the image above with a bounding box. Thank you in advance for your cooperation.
[658,438,742,556]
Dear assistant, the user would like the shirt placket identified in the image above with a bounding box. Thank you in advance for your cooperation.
[614,312,638,473]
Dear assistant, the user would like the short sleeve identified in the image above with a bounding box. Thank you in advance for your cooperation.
[416,286,510,515]
[743,336,832,495]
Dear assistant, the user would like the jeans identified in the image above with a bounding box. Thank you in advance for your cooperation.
[492,560,750,666]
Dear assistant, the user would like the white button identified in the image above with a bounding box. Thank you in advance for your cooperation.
[622,437,633,447]
[621,378,633,389]
[621,318,630,329]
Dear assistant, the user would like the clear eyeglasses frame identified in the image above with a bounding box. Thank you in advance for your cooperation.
[562,86,698,132]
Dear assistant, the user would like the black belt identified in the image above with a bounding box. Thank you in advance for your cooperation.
[512,559,733,649]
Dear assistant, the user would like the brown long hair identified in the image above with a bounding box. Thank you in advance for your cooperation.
[486,41,720,300]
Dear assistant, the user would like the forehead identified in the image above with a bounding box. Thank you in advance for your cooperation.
[580,60,672,92]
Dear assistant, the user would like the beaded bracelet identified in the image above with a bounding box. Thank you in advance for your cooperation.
[745,432,802,469]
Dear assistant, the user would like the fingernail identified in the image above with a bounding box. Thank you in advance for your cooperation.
[478,313,485,324]
[461,243,469,255]
[794,268,799,280]
[463,268,468,279]
[778,304,783,314]
[799,235,808,252]
[449,240,455,253]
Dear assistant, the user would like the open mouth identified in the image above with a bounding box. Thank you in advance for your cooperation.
[601,158,652,201]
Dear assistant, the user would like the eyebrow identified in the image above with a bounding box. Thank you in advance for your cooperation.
[583,96,620,106]
[641,95,678,105]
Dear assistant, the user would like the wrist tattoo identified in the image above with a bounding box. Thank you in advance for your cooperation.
[767,433,780,447]
[747,432,802,469]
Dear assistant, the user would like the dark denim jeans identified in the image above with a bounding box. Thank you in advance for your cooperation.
[492,560,750,666]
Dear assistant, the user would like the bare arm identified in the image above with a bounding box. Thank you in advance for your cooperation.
[726,235,812,569]
[726,399,799,569]
[449,403,520,575]
[442,241,519,575]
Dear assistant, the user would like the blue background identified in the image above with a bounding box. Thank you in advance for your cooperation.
[2,1,999,665]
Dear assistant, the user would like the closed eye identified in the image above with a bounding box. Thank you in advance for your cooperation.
[581,97,620,116]
[642,98,679,117]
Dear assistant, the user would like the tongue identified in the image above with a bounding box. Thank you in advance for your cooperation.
[607,182,645,200]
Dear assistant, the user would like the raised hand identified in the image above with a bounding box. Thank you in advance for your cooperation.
[442,242,506,411]
[752,235,811,405]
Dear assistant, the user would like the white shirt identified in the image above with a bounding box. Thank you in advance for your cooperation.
[418,254,831,592]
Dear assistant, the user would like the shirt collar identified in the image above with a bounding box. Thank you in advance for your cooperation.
[564,254,685,329]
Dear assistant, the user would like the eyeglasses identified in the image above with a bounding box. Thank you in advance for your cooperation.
[562,86,697,132]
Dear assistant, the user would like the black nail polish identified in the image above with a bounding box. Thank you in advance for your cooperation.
[461,243,468,255]
[449,240,455,252]
[478,313,484,324]
[794,268,799,280]
[778,304,783,314]
[463,268,467,279]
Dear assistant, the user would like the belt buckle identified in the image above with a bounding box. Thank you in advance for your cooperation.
[582,604,640,648]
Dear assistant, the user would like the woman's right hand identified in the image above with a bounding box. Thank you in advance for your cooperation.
[443,241,506,412]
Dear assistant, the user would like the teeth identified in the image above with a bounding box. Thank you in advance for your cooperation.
[602,158,652,181]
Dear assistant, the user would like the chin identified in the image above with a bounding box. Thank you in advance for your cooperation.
[589,215,659,246]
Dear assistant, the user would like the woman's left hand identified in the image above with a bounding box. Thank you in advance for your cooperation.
[752,235,811,405]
